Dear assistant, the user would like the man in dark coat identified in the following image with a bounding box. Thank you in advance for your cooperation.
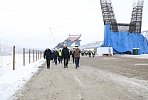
[71,48,75,63]
[62,44,70,68]
[44,48,52,69]
[53,49,58,65]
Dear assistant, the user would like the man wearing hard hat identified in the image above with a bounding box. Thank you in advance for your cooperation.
[73,45,81,69]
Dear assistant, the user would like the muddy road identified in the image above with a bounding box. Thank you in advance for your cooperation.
[12,55,148,100]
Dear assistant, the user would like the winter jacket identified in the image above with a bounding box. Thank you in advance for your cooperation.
[62,47,70,59]
[74,48,81,57]
[58,51,62,57]
[53,51,58,59]
[71,50,74,57]
[44,49,52,59]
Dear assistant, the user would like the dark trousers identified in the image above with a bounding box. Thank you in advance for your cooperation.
[92,54,95,57]
[54,58,57,65]
[72,57,75,63]
[58,57,62,64]
[63,58,68,67]
[46,58,51,68]
[89,54,91,57]
[75,57,80,68]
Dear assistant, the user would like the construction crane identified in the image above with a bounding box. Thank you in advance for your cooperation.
[49,28,56,48]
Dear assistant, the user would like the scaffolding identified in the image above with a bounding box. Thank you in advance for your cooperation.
[100,0,118,32]
[130,0,144,33]
[100,0,144,33]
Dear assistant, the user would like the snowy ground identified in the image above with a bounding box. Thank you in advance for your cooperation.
[0,54,40,75]
[121,54,148,59]
[0,58,45,100]
[0,54,148,100]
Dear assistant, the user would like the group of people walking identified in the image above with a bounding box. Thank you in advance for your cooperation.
[81,50,96,57]
[44,44,81,69]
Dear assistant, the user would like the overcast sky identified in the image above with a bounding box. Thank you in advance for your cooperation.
[0,0,147,49]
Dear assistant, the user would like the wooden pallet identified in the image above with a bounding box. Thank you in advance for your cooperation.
[102,54,112,57]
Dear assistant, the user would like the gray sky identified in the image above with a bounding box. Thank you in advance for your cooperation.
[0,0,147,49]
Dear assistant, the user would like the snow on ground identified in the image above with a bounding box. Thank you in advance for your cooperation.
[121,54,148,59]
[0,54,37,76]
[0,58,46,100]
[0,54,148,100]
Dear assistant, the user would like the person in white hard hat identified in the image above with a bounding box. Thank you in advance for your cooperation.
[73,45,81,69]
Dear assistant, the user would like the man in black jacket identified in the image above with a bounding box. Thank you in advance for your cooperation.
[71,48,75,63]
[62,44,70,68]
[53,49,58,65]
[44,48,52,69]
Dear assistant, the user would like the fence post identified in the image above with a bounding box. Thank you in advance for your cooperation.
[42,51,44,59]
[40,51,41,59]
[23,48,25,66]
[36,50,37,61]
[13,46,15,70]
[29,49,30,63]
[38,50,39,60]
[37,50,38,60]
[33,49,34,62]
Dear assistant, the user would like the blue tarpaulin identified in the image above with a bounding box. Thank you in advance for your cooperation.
[101,25,148,54]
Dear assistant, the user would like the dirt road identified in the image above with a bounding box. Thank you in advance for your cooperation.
[12,56,148,100]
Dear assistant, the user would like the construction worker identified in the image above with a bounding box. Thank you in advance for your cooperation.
[74,45,81,69]
[92,50,95,57]
[88,50,92,57]
[81,50,84,56]
[58,49,63,64]
[85,50,88,56]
